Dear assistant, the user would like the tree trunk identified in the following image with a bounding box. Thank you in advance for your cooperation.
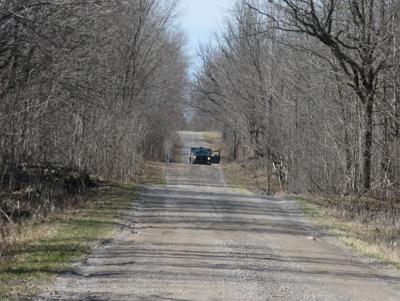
[363,98,374,191]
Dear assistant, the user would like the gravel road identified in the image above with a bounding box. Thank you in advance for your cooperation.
[35,131,400,301]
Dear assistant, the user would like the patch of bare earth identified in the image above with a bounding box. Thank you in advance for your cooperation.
[138,161,166,186]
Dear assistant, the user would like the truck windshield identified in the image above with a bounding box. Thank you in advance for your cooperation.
[195,149,211,156]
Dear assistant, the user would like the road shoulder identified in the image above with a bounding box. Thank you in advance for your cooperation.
[0,183,137,301]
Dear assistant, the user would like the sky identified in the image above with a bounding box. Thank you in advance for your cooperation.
[179,0,232,75]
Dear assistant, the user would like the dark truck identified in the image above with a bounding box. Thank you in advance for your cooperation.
[189,147,200,164]
[189,147,221,165]
[190,147,212,165]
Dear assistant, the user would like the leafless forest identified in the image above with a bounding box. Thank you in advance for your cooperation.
[193,0,400,200]
[0,0,186,244]
[1,0,400,258]
[1,1,400,296]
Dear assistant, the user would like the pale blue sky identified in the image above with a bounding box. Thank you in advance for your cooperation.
[179,0,232,74]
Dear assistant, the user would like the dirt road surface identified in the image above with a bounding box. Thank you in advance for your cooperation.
[35,131,400,300]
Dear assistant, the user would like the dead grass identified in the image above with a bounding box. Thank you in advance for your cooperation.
[0,184,137,300]
[203,131,281,195]
[223,161,282,195]
[172,134,183,163]
[139,161,166,186]
[296,196,400,269]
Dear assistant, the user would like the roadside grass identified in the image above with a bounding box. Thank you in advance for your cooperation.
[0,184,136,300]
[294,195,400,269]
[223,161,281,195]
[139,161,166,186]
[202,132,280,195]
[172,134,183,163]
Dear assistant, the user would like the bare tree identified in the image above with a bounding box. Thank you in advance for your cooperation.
[246,0,398,191]
[193,0,400,198]
[0,0,187,222]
